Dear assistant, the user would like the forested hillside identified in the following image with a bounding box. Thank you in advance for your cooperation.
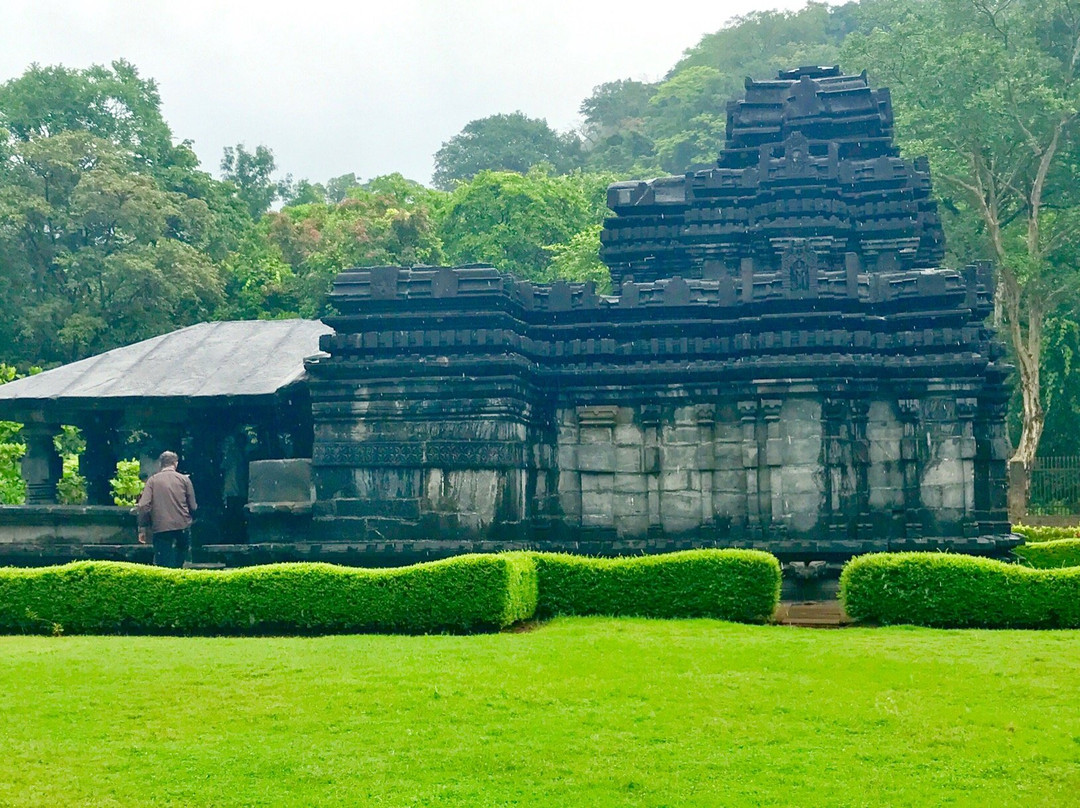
[1,0,1078,472]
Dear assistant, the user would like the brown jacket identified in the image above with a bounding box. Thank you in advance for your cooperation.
[137,467,197,534]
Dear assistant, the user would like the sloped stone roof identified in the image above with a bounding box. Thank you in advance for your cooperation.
[0,320,332,407]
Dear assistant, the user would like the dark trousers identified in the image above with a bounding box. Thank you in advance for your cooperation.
[152,529,190,568]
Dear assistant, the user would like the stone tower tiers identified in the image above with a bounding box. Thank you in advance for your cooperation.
[307,68,1013,562]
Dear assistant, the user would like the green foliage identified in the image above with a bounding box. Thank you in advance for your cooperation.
[0,131,226,363]
[532,549,780,622]
[0,59,178,173]
[843,0,1080,467]
[578,3,855,175]
[0,438,25,504]
[544,224,610,291]
[55,454,86,505]
[52,425,86,505]
[228,173,445,318]
[109,459,143,507]
[840,552,1080,627]
[1012,524,1080,542]
[0,365,24,504]
[220,143,288,220]
[1014,539,1080,569]
[437,169,613,281]
[432,112,583,190]
[0,553,538,635]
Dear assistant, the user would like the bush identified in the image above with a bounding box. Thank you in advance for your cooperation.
[1014,539,1080,569]
[1012,524,1080,543]
[110,459,144,506]
[0,553,538,635]
[840,552,1080,628]
[532,549,780,623]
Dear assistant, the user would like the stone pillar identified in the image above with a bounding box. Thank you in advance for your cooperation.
[850,399,872,539]
[738,399,760,538]
[641,405,662,532]
[696,404,716,525]
[973,395,1011,532]
[762,398,783,539]
[822,398,848,538]
[897,397,923,538]
[21,423,62,504]
[555,407,582,523]
[957,396,978,532]
[79,415,121,506]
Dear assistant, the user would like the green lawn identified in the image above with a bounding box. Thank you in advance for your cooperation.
[1,619,1078,807]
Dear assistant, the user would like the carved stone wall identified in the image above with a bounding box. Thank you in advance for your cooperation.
[302,67,1014,563]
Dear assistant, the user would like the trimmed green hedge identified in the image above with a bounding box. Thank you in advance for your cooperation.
[0,553,538,635]
[840,552,1080,628]
[1014,539,1080,569]
[1012,524,1080,543]
[0,549,782,635]
[533,549,780,623]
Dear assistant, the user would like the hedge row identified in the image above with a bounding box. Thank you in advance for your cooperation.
[1011,524,1080,543]
[1014,539,1080,569]
[0,553,538,635]
[533,549,781,623]
[840,552,1080,628]
[0,549,783,635]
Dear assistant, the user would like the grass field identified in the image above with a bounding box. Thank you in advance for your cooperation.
[1,618,1078,807]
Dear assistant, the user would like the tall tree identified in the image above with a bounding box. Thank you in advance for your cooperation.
[220,143,288,220]
[580,80,657,172]
[432,112,583,190]
[0,60,177,173]
[844,0,1080,490]
[436,168,612,283]
[0,132,223,363]
[223,174,445,319]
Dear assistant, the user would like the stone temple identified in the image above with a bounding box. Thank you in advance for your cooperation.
[0,67,1014,572]
[307,66,1012,564]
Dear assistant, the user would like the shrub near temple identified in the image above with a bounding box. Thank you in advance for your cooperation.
[840,552,1080,628]
[0,553,538,635]
[1014,539,1080,569]
[1012,524,1080,543]
[532,549,781,622]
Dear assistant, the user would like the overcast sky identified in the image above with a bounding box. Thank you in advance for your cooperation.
[3,0,810,187]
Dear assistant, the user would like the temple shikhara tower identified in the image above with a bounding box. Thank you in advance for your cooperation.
[307,66,1013,564]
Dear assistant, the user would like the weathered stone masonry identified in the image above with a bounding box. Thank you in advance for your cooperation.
[306,66,1013,562]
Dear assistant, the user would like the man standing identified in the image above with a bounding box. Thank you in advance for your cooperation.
[137,451,197,568]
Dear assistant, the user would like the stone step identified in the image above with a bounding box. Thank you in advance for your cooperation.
[774,600,852,627]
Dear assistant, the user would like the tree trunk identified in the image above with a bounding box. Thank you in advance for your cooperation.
[1002,269,1044,513]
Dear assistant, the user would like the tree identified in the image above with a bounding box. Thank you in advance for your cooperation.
[574,3,860,176]
[672,3,854,81]
[0,60,178,174]
[0,365,26,505]
[647,67,730,172]
[580,80,657,172]
[432,112,583,190]
[436,168,613,283]
[0,132,223,363]
[223,174,445,318]
[844,0,1080,495]
[220,143,288,220]
[325,173,361,203]
[282,178,327,206]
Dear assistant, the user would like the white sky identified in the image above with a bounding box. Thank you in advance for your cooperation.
[3,0,810,186]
